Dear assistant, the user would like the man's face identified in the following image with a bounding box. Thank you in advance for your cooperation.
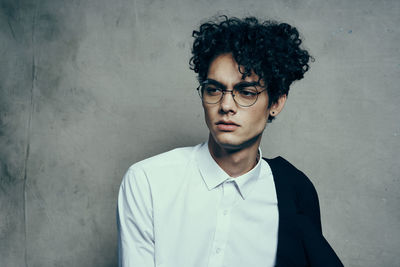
[202,53,270,150]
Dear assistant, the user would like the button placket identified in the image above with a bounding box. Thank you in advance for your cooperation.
[208,181,237,267]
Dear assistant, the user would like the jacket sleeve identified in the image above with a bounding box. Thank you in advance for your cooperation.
[276,157,344,267]
[294,165,344,267]
[296,171,322,234]
[117,166,155,267]
[296,213,344,267]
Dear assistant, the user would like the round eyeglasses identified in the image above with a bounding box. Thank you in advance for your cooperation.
[197,80,267,107]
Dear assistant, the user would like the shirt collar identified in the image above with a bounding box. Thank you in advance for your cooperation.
[196,142,263,200]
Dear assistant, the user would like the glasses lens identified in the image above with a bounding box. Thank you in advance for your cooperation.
[201,84,222,104]
[234,86,259,107]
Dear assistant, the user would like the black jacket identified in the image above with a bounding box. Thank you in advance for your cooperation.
[264,157,344,267]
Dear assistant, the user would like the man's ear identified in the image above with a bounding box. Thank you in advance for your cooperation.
[269,94,287,117]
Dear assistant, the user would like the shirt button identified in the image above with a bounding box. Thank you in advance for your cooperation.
[216,248,221,254]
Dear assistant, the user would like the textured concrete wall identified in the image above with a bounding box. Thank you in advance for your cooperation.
[1,0,399,266]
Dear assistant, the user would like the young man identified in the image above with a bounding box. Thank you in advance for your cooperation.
[117,16,343,267]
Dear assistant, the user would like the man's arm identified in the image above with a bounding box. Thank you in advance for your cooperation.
[117,166,155,267]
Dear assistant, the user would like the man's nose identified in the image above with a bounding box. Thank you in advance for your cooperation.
[220,90,237,113]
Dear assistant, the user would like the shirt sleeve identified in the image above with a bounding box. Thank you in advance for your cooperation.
[117,166,155,267]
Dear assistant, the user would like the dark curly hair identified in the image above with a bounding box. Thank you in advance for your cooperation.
[190,16,312,121]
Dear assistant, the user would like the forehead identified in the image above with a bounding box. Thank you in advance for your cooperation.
[207,53,260,85]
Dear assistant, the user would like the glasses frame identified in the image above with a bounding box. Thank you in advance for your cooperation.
[197,80,267,107]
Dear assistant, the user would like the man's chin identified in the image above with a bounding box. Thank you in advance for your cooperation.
[212,133,262,152]
[216,141,243,151]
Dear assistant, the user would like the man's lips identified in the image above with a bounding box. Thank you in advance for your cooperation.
[216,120,239,126]
[215,120,240,131]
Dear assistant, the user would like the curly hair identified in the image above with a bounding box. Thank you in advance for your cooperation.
[190,16,312,121]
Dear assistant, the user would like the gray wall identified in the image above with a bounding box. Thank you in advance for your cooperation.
[1,0,399,266]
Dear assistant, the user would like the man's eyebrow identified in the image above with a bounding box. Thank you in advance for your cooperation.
[235,81,260,87]
[205,79,260,88]
[204,79,226,89]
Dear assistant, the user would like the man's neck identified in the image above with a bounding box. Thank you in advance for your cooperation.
[208,134,261,178]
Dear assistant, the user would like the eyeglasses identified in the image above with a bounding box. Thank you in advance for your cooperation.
[197,80,267,107]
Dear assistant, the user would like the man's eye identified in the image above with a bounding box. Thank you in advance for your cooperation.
[238,88,257,97]
[204,86,221,95]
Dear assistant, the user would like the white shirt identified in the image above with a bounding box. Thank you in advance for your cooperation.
[117,142,279,267]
